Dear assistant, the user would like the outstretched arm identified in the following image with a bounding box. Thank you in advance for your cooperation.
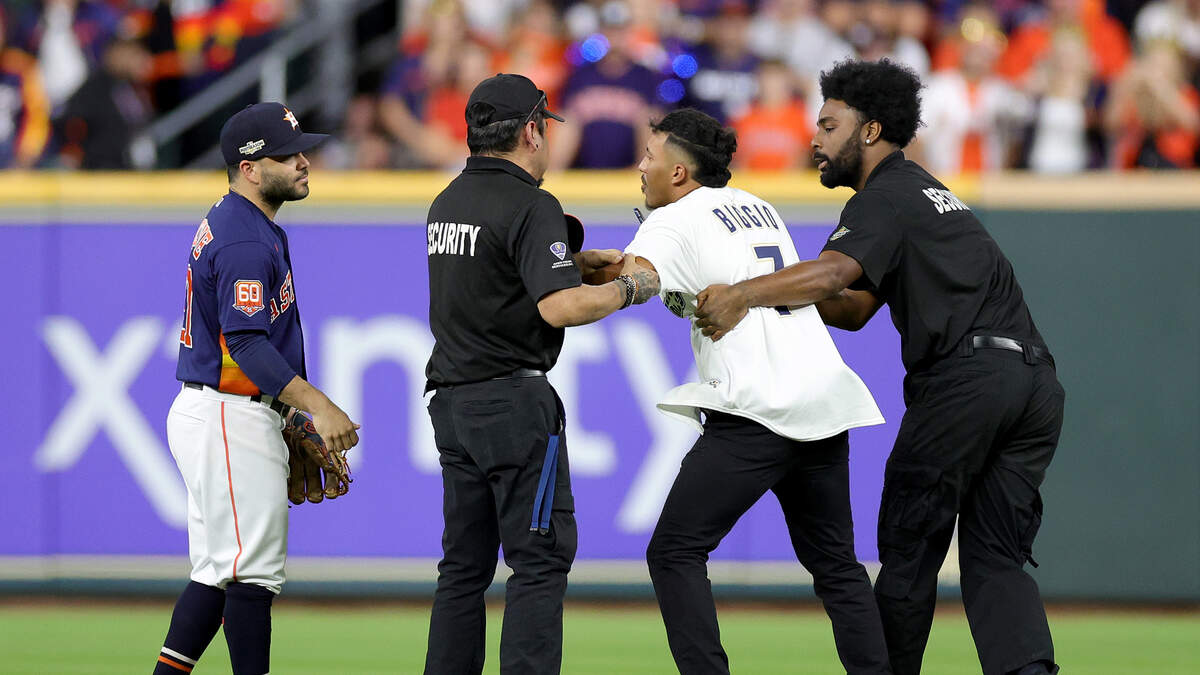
[536,254,659,327]
[695,250,864,340]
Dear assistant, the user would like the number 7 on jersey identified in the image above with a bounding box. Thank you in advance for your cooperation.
[753,245,792,316]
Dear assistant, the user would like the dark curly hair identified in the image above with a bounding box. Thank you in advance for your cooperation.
[819,59,923,147]
[649,108,737,188]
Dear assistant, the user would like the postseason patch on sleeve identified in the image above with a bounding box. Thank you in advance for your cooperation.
[233,279,265,317]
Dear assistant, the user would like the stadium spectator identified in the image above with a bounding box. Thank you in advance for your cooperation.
[403,0,523,43]
[729,59,811,169]
[748,0,853,84]
[851,0,931,77]
[312,93,394,170]
[680,0,760,123]
[550,0,663,169]
[894,0,932,44]
[564,0,672,72]
[493,0,569,107]
[1133,0,1200,64]
[921,3,1026,173]
[1104,40,1200,168]
[936,1,1044,34]
[57,35,155,169]
[0,6,50,168]
[16,0,121,109]
[170,0,297,93]
[379,0,493,168]
[1018,27,1102,172]
[997,0,1131,85]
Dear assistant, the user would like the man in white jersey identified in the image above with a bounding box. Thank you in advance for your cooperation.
[623,109,892,675]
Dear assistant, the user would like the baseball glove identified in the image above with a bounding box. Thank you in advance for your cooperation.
[282,411,352,504]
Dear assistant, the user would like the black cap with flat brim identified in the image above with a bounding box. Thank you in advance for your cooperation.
[465,73,565,126]
[220,102,329,165]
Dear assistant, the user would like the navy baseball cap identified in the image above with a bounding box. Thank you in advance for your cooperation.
[220,102,328,165]
[465,74,565,127]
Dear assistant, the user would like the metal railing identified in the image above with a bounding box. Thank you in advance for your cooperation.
[140,0,396,169]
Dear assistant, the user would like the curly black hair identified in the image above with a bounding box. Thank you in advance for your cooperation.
[819,59,923,147]
[649,108,737,188]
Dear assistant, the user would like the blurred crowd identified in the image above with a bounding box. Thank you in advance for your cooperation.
[1,0,1198,173]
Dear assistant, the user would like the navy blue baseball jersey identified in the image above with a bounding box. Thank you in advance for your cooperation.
[175,191,306,395]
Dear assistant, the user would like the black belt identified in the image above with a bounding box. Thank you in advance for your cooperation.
[183,381,292,417]
[491,368,546,380]
[965,335,1052,366]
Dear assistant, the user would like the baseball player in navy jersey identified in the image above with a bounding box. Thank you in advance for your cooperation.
[153,102,360,675]
[623,109,891,674]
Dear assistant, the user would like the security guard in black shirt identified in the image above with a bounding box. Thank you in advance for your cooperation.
[422,73,659,675]
[695,60,1065,675]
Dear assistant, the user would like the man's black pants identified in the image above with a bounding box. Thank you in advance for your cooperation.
[647,412,891,674]
[424,376,577,675]
[875,349,1065,675]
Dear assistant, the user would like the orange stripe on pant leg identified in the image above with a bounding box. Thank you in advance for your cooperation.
[157,655,193,672]
[221,402,243,582]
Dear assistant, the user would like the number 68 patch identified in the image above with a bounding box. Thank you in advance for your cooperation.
[233,279,265,317]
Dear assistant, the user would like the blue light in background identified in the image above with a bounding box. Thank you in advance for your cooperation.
[580,34,610,63]
[657,78,686,103]
[672,54,699,79]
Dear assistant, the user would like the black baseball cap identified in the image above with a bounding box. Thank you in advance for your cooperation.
[465,74,565,127]
[220,102,328,165]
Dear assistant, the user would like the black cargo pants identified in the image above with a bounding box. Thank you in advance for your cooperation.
[875,347,1065,675]
[424,375,577,675]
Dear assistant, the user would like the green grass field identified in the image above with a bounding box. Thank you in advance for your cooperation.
[1,600,1196,674]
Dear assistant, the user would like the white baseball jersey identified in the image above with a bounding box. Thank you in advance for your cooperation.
[625,186,884,441]
[167,385,289,593]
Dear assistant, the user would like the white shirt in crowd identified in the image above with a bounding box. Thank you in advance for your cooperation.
[624,186,884,441]
[920,72,1028,174]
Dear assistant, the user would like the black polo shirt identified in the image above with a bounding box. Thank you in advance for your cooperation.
[822,151,1048,374]
[425,156,582,388]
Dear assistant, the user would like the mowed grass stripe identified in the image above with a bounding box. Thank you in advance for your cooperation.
[0,603,1196,674]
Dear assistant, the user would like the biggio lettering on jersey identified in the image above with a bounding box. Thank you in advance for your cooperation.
[710,202,782,233]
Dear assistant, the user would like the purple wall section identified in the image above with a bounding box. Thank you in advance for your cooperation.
[5,220,903,562]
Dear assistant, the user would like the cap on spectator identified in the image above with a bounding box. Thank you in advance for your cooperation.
[220,102,328,165]
[466,74,565,126]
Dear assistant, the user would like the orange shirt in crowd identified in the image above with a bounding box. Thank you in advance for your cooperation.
[424,88,469,142]
[494,30,568,108]
[1113,87,1200,168]
[731,102,812,170]
[960,81,985,172]
[996,2,1131,83]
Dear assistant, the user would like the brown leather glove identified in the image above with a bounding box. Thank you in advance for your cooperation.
[282,410,352,504]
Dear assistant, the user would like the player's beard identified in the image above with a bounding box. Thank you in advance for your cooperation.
[817,136,864,189]
[261,170,309,204]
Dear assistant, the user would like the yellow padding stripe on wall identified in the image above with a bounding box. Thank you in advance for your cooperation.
[0,170,1196,209]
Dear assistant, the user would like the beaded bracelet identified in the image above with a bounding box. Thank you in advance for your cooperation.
[615,274,637,309]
